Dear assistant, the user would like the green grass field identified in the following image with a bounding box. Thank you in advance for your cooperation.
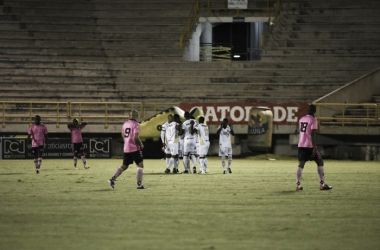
[0,156,379,250]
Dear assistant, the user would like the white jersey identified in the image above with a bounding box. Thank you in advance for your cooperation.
[181,119,198,139]
[197,123,209,146]
[166,121,179,144]
[218,126,232,148]
[161,121,169,144]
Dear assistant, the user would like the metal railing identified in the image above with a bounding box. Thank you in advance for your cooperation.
[314,103,380,129]
[1,101,179,129]
[200,44,232,61]
[180,0,281,55]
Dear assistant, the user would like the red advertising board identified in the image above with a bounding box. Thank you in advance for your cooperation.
[179,103,309,125]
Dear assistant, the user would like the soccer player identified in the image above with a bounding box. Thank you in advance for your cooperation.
[27,115,48,174]
[181,111,198,173]
[217,118,234,174]
[108,110,147,189]
[296,104,332,191]
[164,114,181,174]
[197,116,210,174]
[161,114,173,171]
[68,118,88,169]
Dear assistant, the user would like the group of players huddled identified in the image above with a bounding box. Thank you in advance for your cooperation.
[160,111,235,175]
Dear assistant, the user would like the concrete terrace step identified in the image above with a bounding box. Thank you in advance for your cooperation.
[275,23,380,32]
[279,15,380,24]
[281,8,380,16]
[265,48,380,55]
[0,39,179,48]
[0,82,117,90]
[0,48,181,57]
[8,8,190,18]
[272,31,380,40]
[281,0,380,9]
[0,60,375,71]
[115,76,353,84]
[0,76,116,84]
[269,39,380,48]
[0,54,183,62]
[261,55,380,63]
[4,1,194,10]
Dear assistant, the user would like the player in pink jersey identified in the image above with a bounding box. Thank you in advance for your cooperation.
[27,115,48,174]
[296,104,332,191]
[68,118,89,169]
[108,110,147,189]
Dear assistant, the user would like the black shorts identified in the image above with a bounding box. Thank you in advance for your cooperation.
[298,147,322,162]
[123,150,143,167]
[72,143,84,154]
[31,146,44,158]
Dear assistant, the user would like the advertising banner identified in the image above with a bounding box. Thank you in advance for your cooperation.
[228,0,248,9]
[179,103,308,125]
[1,138,112,159]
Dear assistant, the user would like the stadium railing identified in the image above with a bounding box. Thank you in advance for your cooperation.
[1,101,179,129]
[314,103,380,129]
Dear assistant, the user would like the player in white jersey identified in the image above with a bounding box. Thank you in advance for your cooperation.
[197,116,210,174]
[181,111,198,173]
[161,114,173,171]
[165,114,181,174]
[217,118,235,174]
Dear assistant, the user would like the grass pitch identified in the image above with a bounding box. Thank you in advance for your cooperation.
[0,156,379,250]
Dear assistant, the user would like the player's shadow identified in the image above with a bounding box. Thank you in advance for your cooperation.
[87,189,112,192]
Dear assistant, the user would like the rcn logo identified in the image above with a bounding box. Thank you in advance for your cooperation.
[4,139,25,154]
[89,139,110,153]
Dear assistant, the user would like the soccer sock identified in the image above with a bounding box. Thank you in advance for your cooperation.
[136,167,143,187]
[166,157,170,168]
[228,155,232,168]
[296,167,303,185]
[73,157,78,167]
[191,155,196,168]
[183,156,189,171]
[112,167,124,180]
[168,158,174,170]
[222,156,226,171]
[199,158,204,172]
[37,158,42,168]
[317,166,325,183]
[81,156,86,167]
[34,159,38,168]
[204,158,208,171]
[174,158,179,170]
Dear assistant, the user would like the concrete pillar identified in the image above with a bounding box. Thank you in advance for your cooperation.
[200,22,212,61]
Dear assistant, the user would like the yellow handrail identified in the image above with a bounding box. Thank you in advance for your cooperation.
[1,101,179,129]
[313,103,380,129]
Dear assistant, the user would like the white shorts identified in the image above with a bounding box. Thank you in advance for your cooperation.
[199,141,210,157]
[164,144,171,154]
[219,146,232,157]
[168,142,178,156]
[184,137,197,155]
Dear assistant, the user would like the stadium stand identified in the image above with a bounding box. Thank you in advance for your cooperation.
[0,0,379,133]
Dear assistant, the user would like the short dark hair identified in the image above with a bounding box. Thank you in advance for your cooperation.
[199,116,205,123]
[308,104,317,114]
[184,111,190,119]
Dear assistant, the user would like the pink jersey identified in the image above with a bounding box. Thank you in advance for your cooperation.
[298,115,318,148]
[69,124,86,143]
[28,124,48,147]
[122,119,141,153]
